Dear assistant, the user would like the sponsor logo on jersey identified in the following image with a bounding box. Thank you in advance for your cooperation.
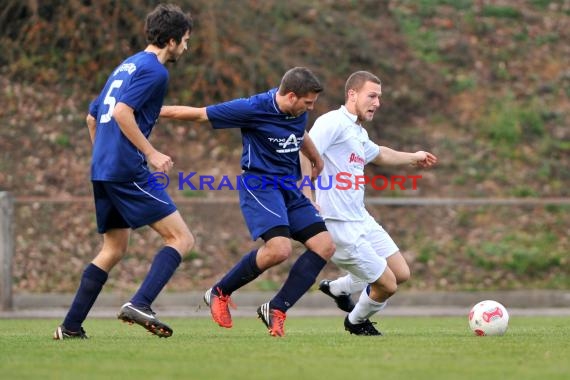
[348,152,365,165]
[268,134,303,153]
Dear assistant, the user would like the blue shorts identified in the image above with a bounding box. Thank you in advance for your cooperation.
[92,180,177,234]
[238,175,324,241]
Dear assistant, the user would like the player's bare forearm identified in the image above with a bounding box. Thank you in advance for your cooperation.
[160,105,209,122]
[86,114,97,145]
[298,152,321,211]
[374,146,437,168]
[300,132,323,178]
[374,146,413,166]
[299,152,313,179]
[114,103,174,172]
[113,103,156,156]
[299,153,315,199]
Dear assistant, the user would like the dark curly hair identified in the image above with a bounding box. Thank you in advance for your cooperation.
[145,4,193,48]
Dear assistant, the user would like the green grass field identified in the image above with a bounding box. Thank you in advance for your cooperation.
[1,316,568,380]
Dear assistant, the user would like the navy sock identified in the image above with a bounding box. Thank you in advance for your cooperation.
[130,246,181,307]
[63,263,108,331]
[213,250,262,295]
[270,250,326,312]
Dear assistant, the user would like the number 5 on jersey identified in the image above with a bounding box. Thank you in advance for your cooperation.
[100,80,123,123]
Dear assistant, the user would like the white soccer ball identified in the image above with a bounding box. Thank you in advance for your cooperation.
[468,300,509,336]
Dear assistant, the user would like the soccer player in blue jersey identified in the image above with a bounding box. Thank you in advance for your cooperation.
[53,4,194,340]
[160,67,336,337]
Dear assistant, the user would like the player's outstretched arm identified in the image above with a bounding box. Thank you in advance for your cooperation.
[160,105,209,122]
[374,146,438,168]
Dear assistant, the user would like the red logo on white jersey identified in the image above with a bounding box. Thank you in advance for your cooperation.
[348,153,365,165]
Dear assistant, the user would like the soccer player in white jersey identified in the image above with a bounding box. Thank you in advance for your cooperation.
[304,71,437,335]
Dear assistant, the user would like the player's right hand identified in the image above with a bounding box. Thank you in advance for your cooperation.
[413,151,437,168]
[147,150,174,173]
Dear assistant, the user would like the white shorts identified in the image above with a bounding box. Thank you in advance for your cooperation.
[325,213,399,284]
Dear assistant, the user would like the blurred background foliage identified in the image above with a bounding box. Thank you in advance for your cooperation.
[0,0,569,292]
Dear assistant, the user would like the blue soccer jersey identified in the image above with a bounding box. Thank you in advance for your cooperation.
[206,88,307,179]
[89,51,168,181]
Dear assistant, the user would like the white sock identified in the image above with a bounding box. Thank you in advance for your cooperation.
[348,288,387,324]
[330,274,367,296]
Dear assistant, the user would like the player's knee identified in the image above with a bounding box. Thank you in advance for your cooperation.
[377,274,398,297]
[264,244,292,264]
[179,230,195,253]
[370,279,397,301]
[304,231,335,260]
[273,245,292,263]
[170,230,195,254]
[383,281,398,296]
[319,239,335,260]
[397,267,411,284]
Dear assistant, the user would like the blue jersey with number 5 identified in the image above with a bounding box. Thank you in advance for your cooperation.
[89,52,168,181]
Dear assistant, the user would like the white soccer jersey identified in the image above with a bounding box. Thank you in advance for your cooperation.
[309,106,380,221]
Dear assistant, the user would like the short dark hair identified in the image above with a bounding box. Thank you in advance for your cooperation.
[344,71,381,101]
[278,67,323,97]
[145,4,193,48]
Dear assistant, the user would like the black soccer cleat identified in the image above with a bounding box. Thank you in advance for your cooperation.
[53,325,89,340]
[344,316,382,336]
[319,280,355,312]
[117,302,173,338]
